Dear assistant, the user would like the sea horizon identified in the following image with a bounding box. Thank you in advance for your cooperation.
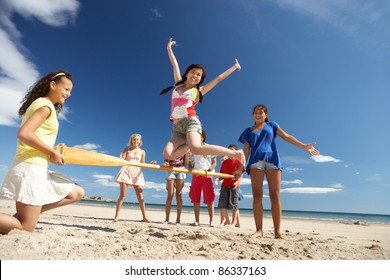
[1,196,389,225]
[77,198,390,225]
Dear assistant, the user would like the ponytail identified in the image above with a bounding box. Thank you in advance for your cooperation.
[159,85,174,95]
[160,75,185,96]
[160,65,204,103]
[196,84,203,103]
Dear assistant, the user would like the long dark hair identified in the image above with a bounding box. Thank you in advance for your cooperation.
[252,104,269,122]
[201,129,207,143]
[159,64,207,103]
[18,70,72,117]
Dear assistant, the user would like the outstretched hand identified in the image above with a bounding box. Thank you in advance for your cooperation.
[234,58,241,71]
[167,37,176,49]
[304,142,320,156]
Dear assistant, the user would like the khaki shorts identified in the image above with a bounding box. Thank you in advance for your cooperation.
[171,116,202,140]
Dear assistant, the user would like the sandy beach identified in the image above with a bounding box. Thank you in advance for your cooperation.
[0,199,389,260]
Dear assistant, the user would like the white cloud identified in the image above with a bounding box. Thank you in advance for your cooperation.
[0,0,81,126]
[58,105,70,122]
[281,179,303,185]
[311,155,341,163]
[272,0,383,32]
[242,194,253,199]
[94,179,117,187]
[284,166,304,173]
[92,174,114,180]
[72,143,102,152]
[91,174,116,187]
[240,178,252,185]
[282,156,313,165]
[150,8,162,18]
[330,183,344,189]
[281,182,344,194]
[239,177,303,187]
[0,28,38,126]
[281,187,342,194]
[270,0,390,54]
[143,181,166,191]
[4,0,80,27]
[366,174,383,181]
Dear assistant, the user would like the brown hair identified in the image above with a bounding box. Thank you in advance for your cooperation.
[159,64,207,103]
[18,70,72,116]
[252,104,269,122]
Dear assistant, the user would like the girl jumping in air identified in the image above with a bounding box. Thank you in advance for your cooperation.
[160,38,245,166]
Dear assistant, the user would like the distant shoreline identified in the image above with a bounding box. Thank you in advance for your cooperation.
[77,198,390,225]
[1,197,389,224]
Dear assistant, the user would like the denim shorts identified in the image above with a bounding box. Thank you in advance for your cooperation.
[166,171,186,181]
[249,160,279,171]
[171,116,202,140]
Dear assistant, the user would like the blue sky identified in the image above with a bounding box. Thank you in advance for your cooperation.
[0,0,389,215]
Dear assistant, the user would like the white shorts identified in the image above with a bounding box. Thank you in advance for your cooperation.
[0,160,76,206]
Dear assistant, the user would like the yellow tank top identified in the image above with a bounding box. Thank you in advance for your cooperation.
[14,98,59,167]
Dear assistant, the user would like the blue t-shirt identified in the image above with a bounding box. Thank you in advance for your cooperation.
[238,121,281,174]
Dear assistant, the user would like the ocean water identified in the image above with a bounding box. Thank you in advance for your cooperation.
[78,199,390,225]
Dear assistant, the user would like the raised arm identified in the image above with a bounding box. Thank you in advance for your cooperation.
[200,58,241,95]
[167,38,182,83]
[276,127,320,156]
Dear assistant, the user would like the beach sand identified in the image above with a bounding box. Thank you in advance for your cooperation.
[0,199,389,260]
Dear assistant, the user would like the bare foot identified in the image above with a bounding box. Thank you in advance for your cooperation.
[250,230,263,238]
[142,218,151,223]
[190,222,199,226]
[113,217,119,222]
[220,220,231,228]
[275,231,286,239]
